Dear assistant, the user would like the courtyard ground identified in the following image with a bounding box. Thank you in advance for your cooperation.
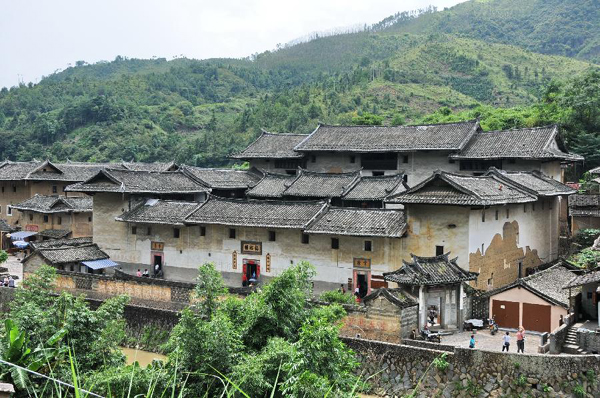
[4,254,23,286]
[441,328,541,354]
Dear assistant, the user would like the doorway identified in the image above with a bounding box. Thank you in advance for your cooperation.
[150,251,164,276]
[242,259,260,286]
[353,270,371,298]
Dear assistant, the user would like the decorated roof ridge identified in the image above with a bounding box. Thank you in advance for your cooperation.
[315,118,480,129]
[361,288,418,309]
[485,167,576,196]
[384,251,478,286]
[388,169,538,205]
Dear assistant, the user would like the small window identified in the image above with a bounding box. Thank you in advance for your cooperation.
[1,187,4,193]
[173,228,180,238]
[482,211,485,222]
[301,233,309,244]
[147,226,152,235]
[131,226,137,235]
[229,228,236,239]
[268,230,276,242]
[524,204,527,213]
[43,215,49,223]
[88,216,92,222]
[200,226,206,236]
[435,245,444,256]
[350,156,356,164]
[372,171,385,176]
[506,208,510,219]
[508,159,516,164]
[495,210,499,220]
[6,206,12,216]
[482,243,485,253]
[402,155,409,164]
[532,203,535,212]
[487,273,494,287]
[403,175,408,183]
[12,186,16,193]
[364,240,372,252]
[310,155,316,163]
[29,214,33,221]
[52,185,57,194]
[331,238,339,250]
[57,216,62,225]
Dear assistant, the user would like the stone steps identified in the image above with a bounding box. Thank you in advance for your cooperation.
[562,323,589,355]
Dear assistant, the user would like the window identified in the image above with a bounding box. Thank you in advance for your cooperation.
[495,210,499,220]
[52,185,57,194]
[372,171,385,176]
[532,203,535,211]
[481,211,485,222]
[57,216,62,225]
[6,206,12,216]
[29,214,33,221]
[350,155,356,164]
[506,208,510,219]
[487,273,494,287]
[1,187,4,193]
[43,215,49,223]
[403,175,408,183]
[482,243,485,253]
[402,155,409,164]
[274,159,305,169]
[147,226,152,235]
[459,160,502,171]
[174,228,180,238]
[436,245,444,256]
[229,228,236,239]
[301,233,309,244]
[331,238,339,250]
[508,159,516,164]
[362,153,397,170]
[131,226,137,235]
[310,155,316,163]
[200,226,206,236]
[268,230,276,242]
[524,204,527,213]
[364,240,372,252]
[285,170,296,175]
[88,216,92,222]
[12,186,16,193]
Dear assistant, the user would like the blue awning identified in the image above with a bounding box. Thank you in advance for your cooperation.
[13,241,29,249]
[10,231,37,240]
[81,259,118,270]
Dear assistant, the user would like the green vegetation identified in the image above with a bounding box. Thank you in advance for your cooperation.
[1,263,362,397]
[574,229,600,248]
[432,353,450,372]
[319,289,355,304]
[569,249,600,270]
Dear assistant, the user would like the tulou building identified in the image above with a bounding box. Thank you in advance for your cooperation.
[11,120,582,329]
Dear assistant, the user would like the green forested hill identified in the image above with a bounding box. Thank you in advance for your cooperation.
[0,0,598,168]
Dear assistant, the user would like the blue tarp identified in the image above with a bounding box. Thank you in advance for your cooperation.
[10,231,37,240]
[13,241,29,249]
[81,259,118,270]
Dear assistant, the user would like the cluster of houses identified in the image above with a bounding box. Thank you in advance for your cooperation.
[4,120,600,336]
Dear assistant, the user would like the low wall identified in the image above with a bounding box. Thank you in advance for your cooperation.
[343,337,600,397]
[400,338,455,353]
[548,312,575,354]
[578,327,600,354]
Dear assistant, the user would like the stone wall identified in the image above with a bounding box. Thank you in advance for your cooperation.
[548,313,575,354]
[343,337,600,397]
[578,327,600,354]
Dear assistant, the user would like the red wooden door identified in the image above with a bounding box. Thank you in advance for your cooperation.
[522,303,551,333]
[492,300,520,329]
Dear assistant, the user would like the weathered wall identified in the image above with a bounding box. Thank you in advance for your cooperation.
[579,282,599,320]
[93,192,132,261]
[578,328,600,354]
[344,337,600,397]
[120,222,404,289]
[17,210,92,237]
[0,182,31,225]
[572,216,600,235]
[405,151,459,185]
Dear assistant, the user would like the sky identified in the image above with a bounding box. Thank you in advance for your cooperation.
[0,0,466,89]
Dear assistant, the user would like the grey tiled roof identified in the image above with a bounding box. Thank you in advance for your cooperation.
[342,174,407,201]
[66,169,210,194]
[564,268,600,289]
[185,197,327,229]
[0,219,16,232]
[305,208,406,238]
[283,170,361,198]
[450,125,583,161]
[246,173,297,198]
[0,161,41,180]
[33,243,108,265]
[122,161,178,172]
[589,166,600,175]
[24,160,122,182]
[294,121,480,152]
[12,195,92,214]
[486,264,578,308]
[232,132,307,159]
[569,194,600,217]
[485,168,575,197]
[31,237,93,250]
[117,200,200,225]
[362,288,418,309]
[384,253,478,286]
[38,229,72,239]
[389,171,536,206]
[182,166,261,189]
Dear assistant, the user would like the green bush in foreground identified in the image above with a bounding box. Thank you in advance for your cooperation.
[320,289,356,304]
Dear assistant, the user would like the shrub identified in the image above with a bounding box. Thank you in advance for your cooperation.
[573,383,586,398]
[433,353,450,372]
[574,228,600,247]
[569,248,600,269]
[319,289,355,304]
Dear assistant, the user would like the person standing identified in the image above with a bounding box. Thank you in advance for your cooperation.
[469,334,476,349]
[516,326,525,353]
[340,284,346,294]
[502,331,510,352]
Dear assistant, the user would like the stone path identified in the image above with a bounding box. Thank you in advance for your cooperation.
[3,254,22,286]
[441,328,540,354]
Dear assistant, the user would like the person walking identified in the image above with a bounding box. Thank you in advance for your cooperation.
[516,326,525,353]
[502,331,510,352]
[469,334,476,349]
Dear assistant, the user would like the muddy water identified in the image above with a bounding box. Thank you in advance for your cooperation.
[120,347,167,367]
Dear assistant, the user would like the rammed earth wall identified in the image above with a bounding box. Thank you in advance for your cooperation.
[343,337,600,397]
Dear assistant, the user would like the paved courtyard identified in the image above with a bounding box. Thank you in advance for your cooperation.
[3,254,23,286]
[441,329,541,354]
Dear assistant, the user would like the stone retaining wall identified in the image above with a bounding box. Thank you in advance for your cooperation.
[578,327,600,354]
[343,337,600,397]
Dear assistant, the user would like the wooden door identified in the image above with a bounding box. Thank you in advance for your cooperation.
[522,303,551,333]
[492,300,519,329]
